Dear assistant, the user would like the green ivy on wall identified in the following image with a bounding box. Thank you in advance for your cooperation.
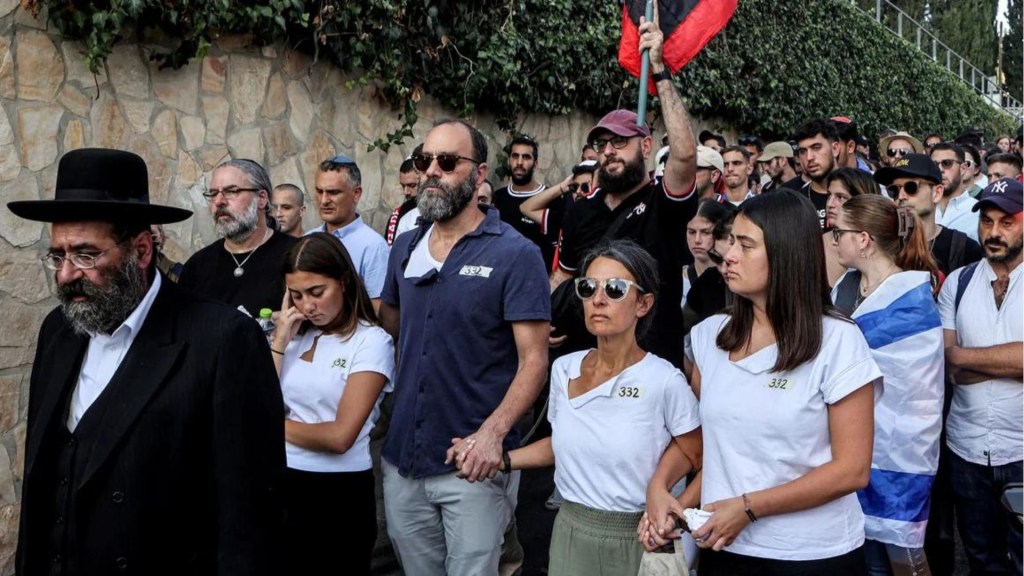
[27,0,1017,150]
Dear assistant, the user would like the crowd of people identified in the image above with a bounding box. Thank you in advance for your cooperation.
[7,12,1023,576]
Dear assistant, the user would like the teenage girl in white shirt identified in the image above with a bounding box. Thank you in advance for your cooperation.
[640,191,881,575]
[270,232,395,576]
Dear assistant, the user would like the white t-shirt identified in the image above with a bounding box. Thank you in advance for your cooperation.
[549,350,701,512]
[938,259,1023,466]
[396,207,421,238]
[280,321,395,472]
[691,314,881,561]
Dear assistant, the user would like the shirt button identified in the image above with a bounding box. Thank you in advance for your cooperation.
[115,556,129,569]
[67,437,77,447]
[58,476,69,487]
[55,515,64,525]
[111,491,125,503]
[53,554,62,563]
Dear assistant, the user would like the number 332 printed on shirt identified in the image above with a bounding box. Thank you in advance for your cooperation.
[765,378,789,390]
[618,386,641,398]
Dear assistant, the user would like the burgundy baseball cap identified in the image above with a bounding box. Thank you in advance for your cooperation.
[586,109,651,144]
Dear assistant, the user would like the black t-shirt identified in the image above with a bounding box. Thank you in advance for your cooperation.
[559,180,699,368]
[179,231,297,317]
[783,180,829,230]
[492,185,565,270]
[682,266,728,336]
[931,226,983,277]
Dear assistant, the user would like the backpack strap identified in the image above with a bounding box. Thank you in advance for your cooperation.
[833,270,862,315]
[948,229,967,272]
[954,261,980,313]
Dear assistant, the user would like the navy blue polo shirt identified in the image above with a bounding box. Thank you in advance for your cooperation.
[381,206,551,479]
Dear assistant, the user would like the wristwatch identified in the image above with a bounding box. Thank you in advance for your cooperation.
[651,69,672,83]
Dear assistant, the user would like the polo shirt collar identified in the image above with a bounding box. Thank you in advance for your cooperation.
[326,214,365,240]
[464,204,503,237]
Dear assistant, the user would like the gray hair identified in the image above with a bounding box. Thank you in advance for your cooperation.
[215,158,274,222]
[578,239,660,340]
[318,158,362,189]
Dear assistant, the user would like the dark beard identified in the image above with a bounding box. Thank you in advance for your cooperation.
[57,251,149,335]
[416,175,476,222]
[598,154,646,195]
[510,168,534,187]
[985,236,1024,264]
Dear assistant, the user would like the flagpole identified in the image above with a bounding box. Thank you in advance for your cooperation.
[636,0,654,126]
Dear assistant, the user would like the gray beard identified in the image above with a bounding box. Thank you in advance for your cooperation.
[598,155,646,195]
[416,176,476,222]
[214,196,259,243]
[57,251,149,336]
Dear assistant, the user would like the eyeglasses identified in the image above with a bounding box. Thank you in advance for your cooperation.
[885,180,929,198]
[935,159,960,169]
[887,148,913,158]
[591,136,632,151]
[831,228,865,242]
[411,153,478,173]
[706,246,724,265]
[42,247,115,270]
[203,187,261,200]
[574,277,644,301]
[566,182,590,196]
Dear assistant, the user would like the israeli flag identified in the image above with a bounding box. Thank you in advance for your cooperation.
[835,270,944,548]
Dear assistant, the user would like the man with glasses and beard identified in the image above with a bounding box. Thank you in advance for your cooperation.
[8,148,285,576]
[377,119,550,576]
[552,13,699,369]
[938,177,1024,576]
[492,134,563,270]
[931,142,980,242]
[179,158,296,318]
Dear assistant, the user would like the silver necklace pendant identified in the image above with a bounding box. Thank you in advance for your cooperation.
[234,266,244,277]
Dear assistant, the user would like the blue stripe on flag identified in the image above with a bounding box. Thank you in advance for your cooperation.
[855,283,941,349]
[858,468,934,522]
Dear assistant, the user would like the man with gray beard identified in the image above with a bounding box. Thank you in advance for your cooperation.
[8,148,285,576]
[179,158,296,317]
[378,119,550,576]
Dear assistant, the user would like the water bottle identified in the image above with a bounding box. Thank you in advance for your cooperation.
[257,308,275,343]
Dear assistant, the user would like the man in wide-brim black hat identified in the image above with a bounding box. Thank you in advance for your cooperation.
[9,147,285,576]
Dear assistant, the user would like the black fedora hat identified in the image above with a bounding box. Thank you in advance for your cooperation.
[7,148,192,224]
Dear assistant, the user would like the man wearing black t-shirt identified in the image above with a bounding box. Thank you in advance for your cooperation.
[552,19,698,368]
[179,159,296,317]
[793,119,841,230]
[492,134,564,269]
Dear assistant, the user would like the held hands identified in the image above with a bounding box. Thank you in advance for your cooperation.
[638,0,664,70]
[690,497,751,551]
[445,428,504,483]
[272,290,304,351]
[637,489,685,551]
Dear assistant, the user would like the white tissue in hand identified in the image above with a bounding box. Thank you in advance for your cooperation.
[683,508,712,532]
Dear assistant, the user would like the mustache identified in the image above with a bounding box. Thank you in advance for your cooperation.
[56,277,103,302]
[985,239,1008,248]
[214,208,235,219]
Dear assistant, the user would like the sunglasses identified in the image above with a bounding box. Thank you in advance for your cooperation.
[738,136,759,146]
[574,277,644,301]
[591,136,632,151]
[412,153,478,173]
[887,148,913,158]
[566,182,590,196]
[935,159,961,169]
[885,180,929,198]
[707,246,724,265]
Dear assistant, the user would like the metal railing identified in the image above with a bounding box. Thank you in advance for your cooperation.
[853,0,1022,124]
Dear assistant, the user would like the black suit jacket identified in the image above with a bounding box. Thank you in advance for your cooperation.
[17,277,285,575]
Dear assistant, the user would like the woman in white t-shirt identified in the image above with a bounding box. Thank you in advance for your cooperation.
[831,195,943,576]
[270,232,395,576]
[641,191,881,575]
[484,240,702,576]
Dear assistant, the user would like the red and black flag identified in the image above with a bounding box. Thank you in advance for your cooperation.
[618,0,737,89]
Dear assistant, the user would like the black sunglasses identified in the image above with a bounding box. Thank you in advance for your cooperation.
[412,153,478,173]
[885,180,928,198]
[935,159,961,169]
[738,136,759,146]
[566,182,590,196]
[574,277,644,301]
[886,147,913,158]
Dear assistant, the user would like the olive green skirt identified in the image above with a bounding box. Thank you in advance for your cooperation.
[548,500,645,576]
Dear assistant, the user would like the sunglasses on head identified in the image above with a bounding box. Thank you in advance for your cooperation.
[885,180,929,198]
[574,277,644,301]
[411,153,478,173]
[887,147,913,158]
[738,136,759,146]
[566,182,590,195]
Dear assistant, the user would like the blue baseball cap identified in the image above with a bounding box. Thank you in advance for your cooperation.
[973,177,1023,216]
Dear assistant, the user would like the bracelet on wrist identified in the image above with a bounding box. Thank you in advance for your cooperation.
[742,493,758,522]
[270,348,285,355]
[502,450,512,473]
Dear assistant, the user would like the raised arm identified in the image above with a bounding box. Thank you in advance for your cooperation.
[521,174,573,226]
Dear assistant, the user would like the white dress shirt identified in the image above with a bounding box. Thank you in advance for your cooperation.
[937,192,980,242]
[67,273,162,431]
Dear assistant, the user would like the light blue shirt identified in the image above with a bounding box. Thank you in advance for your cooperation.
[308,215,390,298]
[937,192,979,242]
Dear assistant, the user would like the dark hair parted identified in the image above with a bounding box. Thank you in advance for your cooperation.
[826,167,879,198]
[794,118,839,144]
[840,195,941,292]
[930,142,964,162]
[434,118,488,163]
[282,232,379,338]
[578,239,660,341]
[716,190,847,372]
